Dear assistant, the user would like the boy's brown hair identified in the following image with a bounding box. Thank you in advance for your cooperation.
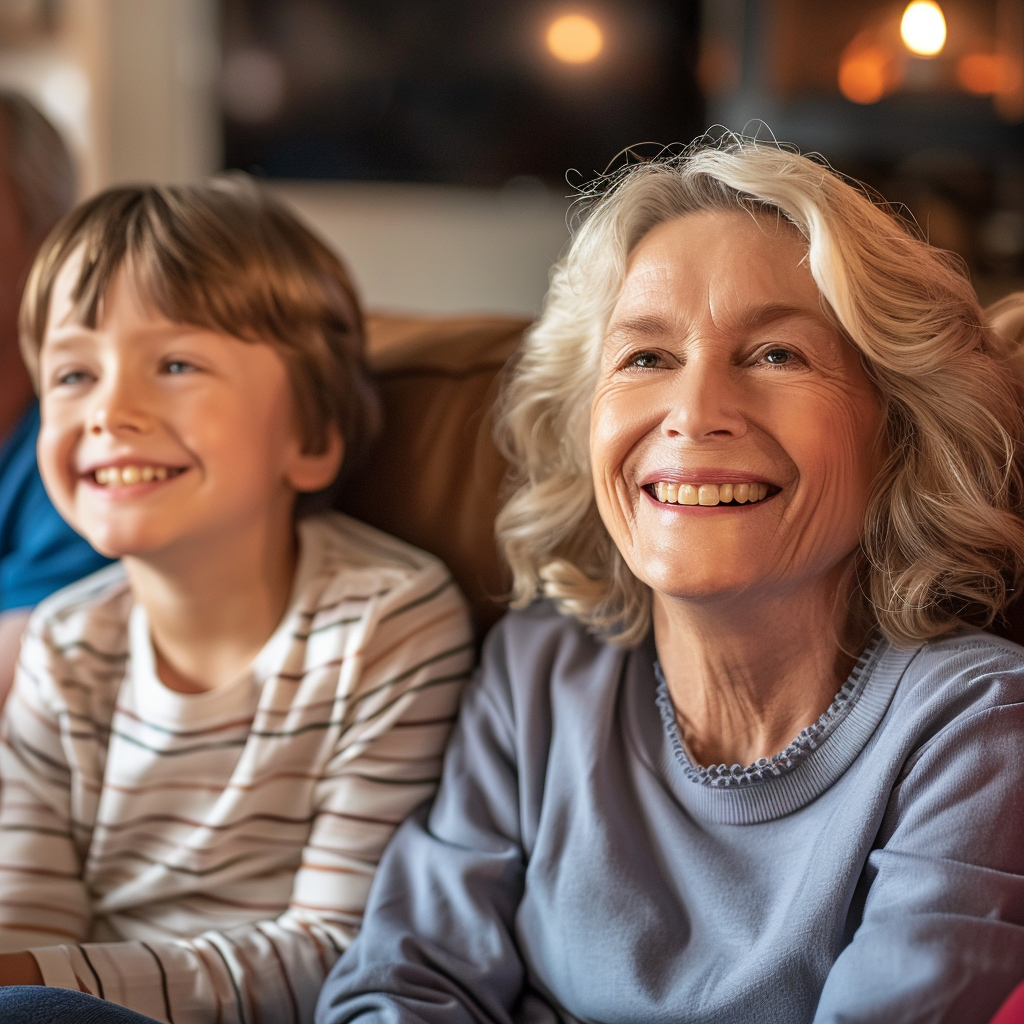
[20,175,380,496]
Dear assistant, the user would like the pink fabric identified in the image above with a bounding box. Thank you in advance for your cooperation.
[992,982,1024,1024]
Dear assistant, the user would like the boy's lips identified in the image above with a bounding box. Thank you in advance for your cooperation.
[80,460,190,488]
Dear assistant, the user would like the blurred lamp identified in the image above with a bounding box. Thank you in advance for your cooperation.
[957,53,1008,94]
[900,1,947,56]
[546,14,603,64]
[839,45,890,103]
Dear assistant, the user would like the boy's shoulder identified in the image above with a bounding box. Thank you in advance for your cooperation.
[30,560,132,639]
[298,511,465,609]
[21,562,132,702]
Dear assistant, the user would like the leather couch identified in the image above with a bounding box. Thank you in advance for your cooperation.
[338,313,527,638]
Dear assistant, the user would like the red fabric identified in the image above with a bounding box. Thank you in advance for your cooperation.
[992,981,1024,1024]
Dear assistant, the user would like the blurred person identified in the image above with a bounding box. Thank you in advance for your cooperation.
[0,91,110,701]
[316,140,1024,1023]
[0,178,473,1023]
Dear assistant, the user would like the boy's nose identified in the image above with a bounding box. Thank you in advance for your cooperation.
[87,386,152,436]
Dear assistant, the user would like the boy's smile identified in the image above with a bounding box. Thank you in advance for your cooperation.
[36,258,340,562]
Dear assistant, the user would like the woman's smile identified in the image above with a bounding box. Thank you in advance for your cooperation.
[644,480,777,507]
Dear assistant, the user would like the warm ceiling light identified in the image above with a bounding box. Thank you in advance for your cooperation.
[900,1,947,57]
[546,14,603,64]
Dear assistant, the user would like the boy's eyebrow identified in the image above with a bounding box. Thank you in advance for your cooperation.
[44,321,215,349]
[41,331,93,353]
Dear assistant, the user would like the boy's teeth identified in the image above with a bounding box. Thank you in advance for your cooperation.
[650,481,770,506]
[94,465,171,486]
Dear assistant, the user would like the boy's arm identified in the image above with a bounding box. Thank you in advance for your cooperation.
[23,566,475,1024]
[0,609,31,711]
[0,623,93,960]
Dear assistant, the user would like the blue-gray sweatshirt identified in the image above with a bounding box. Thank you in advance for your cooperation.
[316,602,1024,1024]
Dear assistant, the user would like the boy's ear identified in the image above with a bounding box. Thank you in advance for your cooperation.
[286,425,345,494]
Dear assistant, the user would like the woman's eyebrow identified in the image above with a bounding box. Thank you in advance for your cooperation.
[736,302,829,332]
[604,315,672,344]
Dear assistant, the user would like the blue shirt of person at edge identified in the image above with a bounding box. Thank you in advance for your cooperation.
[0,400,111,612]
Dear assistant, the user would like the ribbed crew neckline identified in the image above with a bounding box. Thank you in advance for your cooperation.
[651,638,920,824]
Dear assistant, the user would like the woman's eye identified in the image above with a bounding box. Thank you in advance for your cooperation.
[629,351,661,369]
[763,348,794,366]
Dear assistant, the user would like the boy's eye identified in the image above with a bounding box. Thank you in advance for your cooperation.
[163,359,196,374]
[56,370,92,386]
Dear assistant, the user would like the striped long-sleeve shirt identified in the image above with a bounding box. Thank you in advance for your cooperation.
[0,511,474,1024]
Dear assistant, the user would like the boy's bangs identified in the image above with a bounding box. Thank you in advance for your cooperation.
[21,177,379,477]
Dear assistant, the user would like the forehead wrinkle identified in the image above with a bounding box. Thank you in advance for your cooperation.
[604,313,672,345]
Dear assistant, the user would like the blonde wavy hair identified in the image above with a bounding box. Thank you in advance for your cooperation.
[495,138,1024,648]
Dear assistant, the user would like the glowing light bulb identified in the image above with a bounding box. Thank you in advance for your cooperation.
[546,15,603,64]
[900,1,947,57]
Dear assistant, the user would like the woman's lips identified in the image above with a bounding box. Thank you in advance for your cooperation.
[647,481,772,506]
[643,480,781,507]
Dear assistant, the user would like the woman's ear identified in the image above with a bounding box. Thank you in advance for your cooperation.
[286,424,345,493]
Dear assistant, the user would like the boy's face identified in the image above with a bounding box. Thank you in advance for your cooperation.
[36,259,342,560]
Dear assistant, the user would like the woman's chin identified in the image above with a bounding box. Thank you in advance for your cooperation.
[644,571,770,607]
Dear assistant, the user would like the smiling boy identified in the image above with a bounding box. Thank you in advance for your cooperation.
[0,179,473,1023]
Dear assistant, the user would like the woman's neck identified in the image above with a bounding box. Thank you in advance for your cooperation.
[123,511,299,694]
[653,572,866,768]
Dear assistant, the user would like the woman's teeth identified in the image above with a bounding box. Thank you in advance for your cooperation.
[93,465,174,486]
[650,481,770,506]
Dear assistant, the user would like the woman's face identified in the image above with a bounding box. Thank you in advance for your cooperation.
[590,210,884,608]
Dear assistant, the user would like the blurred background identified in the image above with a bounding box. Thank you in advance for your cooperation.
[0,0,1021,314]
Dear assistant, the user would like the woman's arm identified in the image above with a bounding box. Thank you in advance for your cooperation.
[315,620,544,1024]
[814,694,1024,1023]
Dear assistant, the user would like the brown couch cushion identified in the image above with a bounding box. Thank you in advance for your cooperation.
[336,314,528,635]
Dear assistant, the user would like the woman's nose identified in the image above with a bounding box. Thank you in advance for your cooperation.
[661,359,747,442]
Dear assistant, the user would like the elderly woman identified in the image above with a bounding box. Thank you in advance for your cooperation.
[316,139,1024,1024]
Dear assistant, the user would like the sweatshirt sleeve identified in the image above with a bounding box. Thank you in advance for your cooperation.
[315,616,554,1024]
[813,695,1024,1023]
[8,564,475,1024]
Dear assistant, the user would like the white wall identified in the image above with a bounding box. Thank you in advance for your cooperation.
[271,181,572,317]
[0,0,220,195]
[0,2,571,317]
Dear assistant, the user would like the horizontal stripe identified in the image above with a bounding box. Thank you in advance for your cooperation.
[101,672,467,757]
[0,898,88,921]
[0,862,80,879]
[0,921,83,940]
[379,577,455,624]
[52,639,128,663]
